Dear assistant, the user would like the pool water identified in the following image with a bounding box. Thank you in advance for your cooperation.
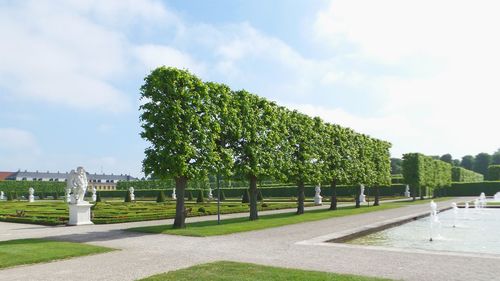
[348,208,500,255]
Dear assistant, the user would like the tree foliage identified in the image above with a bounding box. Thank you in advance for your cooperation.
[139,67,393,224]
[473,152,492,176]
[451,167,484,182]
[402,153,452,200]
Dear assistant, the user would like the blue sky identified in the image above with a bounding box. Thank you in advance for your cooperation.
[1,0,500,177]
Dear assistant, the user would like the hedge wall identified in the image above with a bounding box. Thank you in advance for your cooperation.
[487,165,500,181]
[451,167,484,182]
[95,184,407,198]
[442,181,500,196]
[402,153,452,198]
[0,181,65,194]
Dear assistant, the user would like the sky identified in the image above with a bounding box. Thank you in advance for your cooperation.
[1,0,500,177]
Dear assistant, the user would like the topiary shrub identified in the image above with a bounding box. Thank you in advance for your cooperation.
[53,192,59,200]
[96,192,102,202]
[198,207,206,213]
[257,190,264,201]
[39,192,45,200]
[187,191,193,201]
[124,190,132,203]
[196,190,205,203]
[261,203,268,208]
[156,191,166,203]
[13,192,18,200]
[220,190,226,201]
[242,189,250,203]
[7,192,13,201]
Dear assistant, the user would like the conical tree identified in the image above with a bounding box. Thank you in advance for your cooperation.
[156,190,166,203]
[242,189,250,203]
[257,189,264,202]
[220,190,226,201]
[96,192,102,202]
[196,190,205,203]
[124,190,132,203]
[7,192,13,201]
[187,190,193,201]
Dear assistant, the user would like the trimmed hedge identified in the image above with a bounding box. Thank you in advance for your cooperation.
[487,165,500,181]
[84,184,407,199]
[442,181,500,196]
[402,153,451,198]
[452,167,484,182]
[0,181,65,194]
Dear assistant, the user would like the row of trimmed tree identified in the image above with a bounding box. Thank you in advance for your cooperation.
[139,67,391,228]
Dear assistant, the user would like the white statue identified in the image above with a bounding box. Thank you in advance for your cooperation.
[208,187,213,200]
[172,188,176,200]
[404,184,411,197]
[0,191,4,200]
[66,166,93,226]
[67,167,88,204]
[359,184,366,203]
[28,187,35,202]
[91,187,97,201]
[314,185,323,205]
[129,186,135,201]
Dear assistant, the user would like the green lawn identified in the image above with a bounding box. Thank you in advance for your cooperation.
[0,239,114,269]
[129,204,399,237]
[129,198,453,237]
[138,261,391,281]
[0,200,313,225]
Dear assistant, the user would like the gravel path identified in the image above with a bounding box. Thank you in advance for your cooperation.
[1,197,499,281]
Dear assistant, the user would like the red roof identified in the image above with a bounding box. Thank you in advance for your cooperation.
[0,172,14,181]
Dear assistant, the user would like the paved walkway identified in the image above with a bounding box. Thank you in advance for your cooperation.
[1,198,499,281]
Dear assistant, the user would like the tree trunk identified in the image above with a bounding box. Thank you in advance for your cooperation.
[412,184,416,201]
[329,179,337,210]
[373,185,380,206]
[296,181,305,215]
[420,185,424,200]
[173,176,188,229]
[355,188,361,208]
[249,175,259,220]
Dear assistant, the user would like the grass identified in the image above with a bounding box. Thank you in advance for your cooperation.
[0,238,114,269]
[129,198,453,237]
[130,204,399,237]
[138,261,391,281]
[0,200,313,225]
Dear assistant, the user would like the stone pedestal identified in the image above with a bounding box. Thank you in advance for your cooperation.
[314,195,322,205]
[68,203,93,226]
[28,195,35,203]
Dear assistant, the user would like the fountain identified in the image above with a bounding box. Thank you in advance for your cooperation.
[494,192,500,201]
[451,202,458,228]
[479,192,487,208]
[429,200,442,241]
[474,198,480,209]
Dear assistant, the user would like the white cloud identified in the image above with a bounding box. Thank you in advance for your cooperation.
[312,0,500,158]
[0,128,40,154]
[134,44,206,75]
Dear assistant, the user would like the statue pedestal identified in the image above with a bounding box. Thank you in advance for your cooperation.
[404,191,411,198]
[68,203,93,226]
[314,195,322,205]
[28,195,34,203]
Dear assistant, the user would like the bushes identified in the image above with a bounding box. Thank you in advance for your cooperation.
[487,165,500,180]
[257,190,264,201]
[187,191,193,201]
[7,192,13,201]
[220,190,226,201]
[452,167,484,182]
[156,191,166,203]
[196,190,205,203]
[96,192,102,202]
[443,182,500,196]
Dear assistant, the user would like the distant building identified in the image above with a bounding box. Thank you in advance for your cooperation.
[0,172,14,181]
[5,170,137,191]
